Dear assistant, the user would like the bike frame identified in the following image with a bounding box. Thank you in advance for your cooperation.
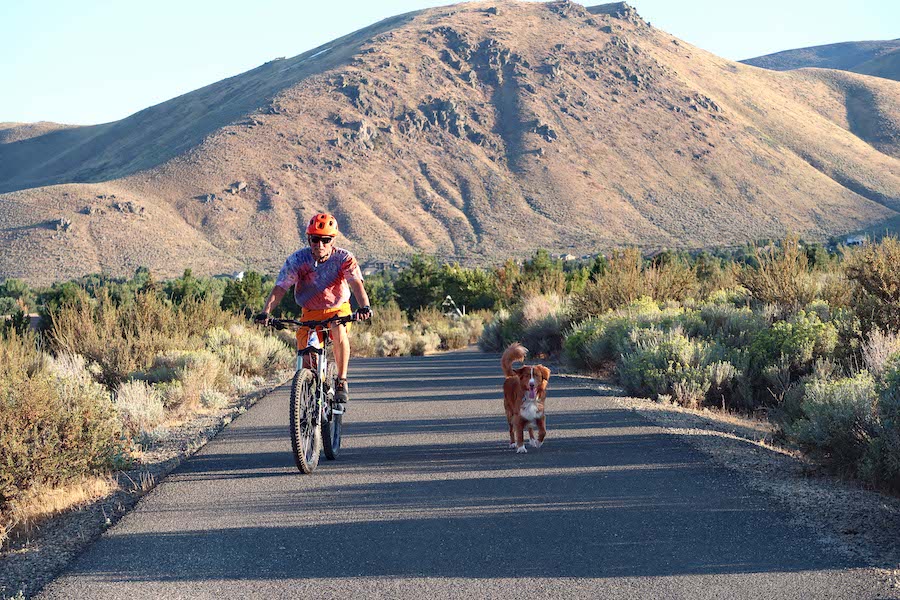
[296,325,339,420]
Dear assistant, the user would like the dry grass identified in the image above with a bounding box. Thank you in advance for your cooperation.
[739,235,820,311]
[1,476,116,548]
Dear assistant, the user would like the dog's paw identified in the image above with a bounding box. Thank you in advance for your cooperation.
[529,439,542,448]
[508,442,517,449]
[516,445,527,454]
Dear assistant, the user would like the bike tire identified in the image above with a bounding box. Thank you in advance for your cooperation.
[321,359,342,460]
[289,368,321,474]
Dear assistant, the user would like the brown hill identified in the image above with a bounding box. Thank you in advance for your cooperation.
[2,0,900,285]
[742,39,900,82]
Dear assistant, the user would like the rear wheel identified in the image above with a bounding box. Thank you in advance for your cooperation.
[321,359,342,460]
[289,368,321,473]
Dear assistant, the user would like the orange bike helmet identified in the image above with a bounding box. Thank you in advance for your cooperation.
[306,213,339,237]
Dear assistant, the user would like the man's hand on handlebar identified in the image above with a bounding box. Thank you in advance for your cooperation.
[357,306,373,321]
[254,312,270,326]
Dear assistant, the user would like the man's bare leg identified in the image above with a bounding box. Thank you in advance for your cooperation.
[330,322,350,380]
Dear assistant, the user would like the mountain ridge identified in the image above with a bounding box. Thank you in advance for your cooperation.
[741,38,900,82]
[1,1,899,285]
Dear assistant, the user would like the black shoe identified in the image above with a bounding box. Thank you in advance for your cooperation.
[334,378,349,404]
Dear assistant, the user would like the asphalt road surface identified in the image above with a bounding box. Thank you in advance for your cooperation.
[40,348,892,599]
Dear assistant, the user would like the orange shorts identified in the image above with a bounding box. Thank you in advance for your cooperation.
[296,303,353,350]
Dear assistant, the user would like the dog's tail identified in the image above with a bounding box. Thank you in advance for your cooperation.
[501,343,528,377]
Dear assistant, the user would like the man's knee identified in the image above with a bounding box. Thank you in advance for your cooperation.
[331,323,349,343]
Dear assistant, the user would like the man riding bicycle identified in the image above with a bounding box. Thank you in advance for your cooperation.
[256,212,372,406]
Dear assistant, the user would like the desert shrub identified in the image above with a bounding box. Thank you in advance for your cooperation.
[410,306,482,351]
[205,324,293,377]
[845,237,900,332]
[819,271,854,310]
[478,309,523,352]
[562,317,604,370]
[694,253,739,299]
[365,301,407,337]
[562,297,687,370]
[376,331,411,357]
[514,294,570,356]
[570,250,700,321]
[48,289,235,387]
[144,350,228,412]
[200,389,230,410]
[617,328,729,407]
[748,310,838,375]
[438,327,470,350]
[862,329,900,380]
[0,331,125,523]
[410,332,441,356]
[520,313,568,357]
[785,372,877,474]
[861,357,900,490]
[350,331,377,357]
[155,381,185,409]
[645,258,699,303]
[115,380,165,436]
[570,249,645,319]
[520,293,564,324]
[690,303,764,348]
[739,235,819,312]
[458,312,487,343]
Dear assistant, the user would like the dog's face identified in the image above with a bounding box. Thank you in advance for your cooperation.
[513,365,550,418]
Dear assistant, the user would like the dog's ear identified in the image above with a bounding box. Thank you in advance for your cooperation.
[537,365,550,381]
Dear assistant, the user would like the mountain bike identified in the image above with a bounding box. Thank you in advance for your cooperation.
[268,312,359,474]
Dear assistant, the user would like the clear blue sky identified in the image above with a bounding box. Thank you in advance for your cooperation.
[2,0,897,125]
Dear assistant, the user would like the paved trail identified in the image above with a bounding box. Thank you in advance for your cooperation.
[40,348,890,599]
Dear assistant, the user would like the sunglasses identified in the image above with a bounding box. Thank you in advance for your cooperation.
[308,235,334,245]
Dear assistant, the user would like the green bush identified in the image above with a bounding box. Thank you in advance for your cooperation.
[478,309,521,352]
[862,357,900,489]
[748,310,838,375]
[0,331,125,518]
[738,235,819,312]
[617,327,739,408]
[786,372,877,473]
[845,236,900,332]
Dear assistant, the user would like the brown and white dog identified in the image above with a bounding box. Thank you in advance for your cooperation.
[501,343,551,454]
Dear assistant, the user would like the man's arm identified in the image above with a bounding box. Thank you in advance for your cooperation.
[255,285,288,323]
[349,279,372,320]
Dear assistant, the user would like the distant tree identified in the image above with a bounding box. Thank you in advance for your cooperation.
[492,259,521,307]
[221,271,267,317]
[522,249,562,278]
[393,255,443,312]
[362,270,397,308]
[440,263,499,311]
[0,278,35,312]
[165,269,204,304]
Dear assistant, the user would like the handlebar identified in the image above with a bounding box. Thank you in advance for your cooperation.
[266,312,361,330]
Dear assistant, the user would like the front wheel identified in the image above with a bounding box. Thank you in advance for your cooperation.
[289,369,321,473]
[322,359,342,460]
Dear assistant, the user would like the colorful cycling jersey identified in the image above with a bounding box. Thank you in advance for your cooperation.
[274,247,363,310]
